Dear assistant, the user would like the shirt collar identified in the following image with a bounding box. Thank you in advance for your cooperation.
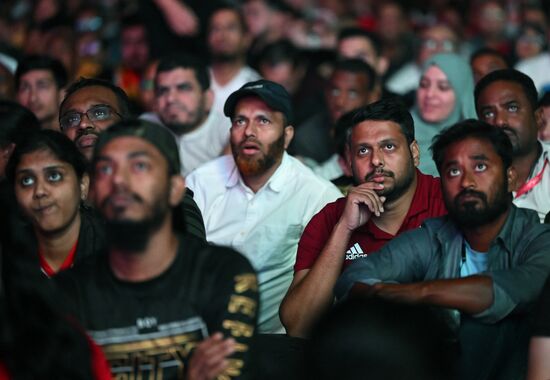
[435,204,527,252]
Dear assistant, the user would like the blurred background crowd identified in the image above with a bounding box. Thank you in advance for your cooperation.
[0,0,549,116]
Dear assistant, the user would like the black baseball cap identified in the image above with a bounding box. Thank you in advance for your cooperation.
[92,119,181,175]
[224,79,293,124]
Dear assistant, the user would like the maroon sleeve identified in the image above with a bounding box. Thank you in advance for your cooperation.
[294,199,344,272]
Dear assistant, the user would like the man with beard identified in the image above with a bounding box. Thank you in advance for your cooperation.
[59,77,130,161]
[144,53,230,175]
[335,119,550,380]
[475,69,550,222]
[56,119,258,380]
[15,55,68,131]
[207,4,261,117]
[59,77,206,240]
[280,99,447,338]
[185,80,341,333]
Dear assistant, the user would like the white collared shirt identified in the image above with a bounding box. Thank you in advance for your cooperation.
[513,141,550,223]
[186,153,341,332]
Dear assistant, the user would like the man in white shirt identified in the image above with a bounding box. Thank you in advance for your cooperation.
[475,69,550,222]
[144,54,230,176]
[186,80,341,333]
[207,3,261,116]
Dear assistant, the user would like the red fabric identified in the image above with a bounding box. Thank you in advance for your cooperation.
[294,171,447,272]
[87,336,112,380]
[38,239,78,277]
[0,362,9,380]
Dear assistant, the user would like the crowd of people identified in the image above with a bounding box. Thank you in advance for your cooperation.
[1,0,550,379]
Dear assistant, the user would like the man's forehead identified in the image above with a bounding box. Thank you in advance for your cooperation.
[62,86,119,111]
[443,138,498,160]
[21,69,55,82]
[352,120,405,141]
[479,80,523,99]
[98,136,165,162]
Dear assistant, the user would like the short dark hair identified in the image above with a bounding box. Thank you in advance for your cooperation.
[0,100,40,148]
[431,119,513,174]
[338,27,382,56]
[15,55,68,89]
[475,69,538,112]
[156,54,210,90]
[469,47,510,67]
[257,39,304,69]
[348,98,415,146]
[59,77,132,119]
[6,129,88,184]
[332,58,378,93]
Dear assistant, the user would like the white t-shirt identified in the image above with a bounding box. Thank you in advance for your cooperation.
[513,141,550,223]
[139,111,230,176]
[209,66,261,117]
[186,153,341,333]
[515,53,550,96]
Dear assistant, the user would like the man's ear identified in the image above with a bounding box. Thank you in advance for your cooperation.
[169,175,186,207]
[410,140,420,167]
[535,107,545,132]
[80,173,90,201]
[507,166,518,192]
[204,89,214,112]
[284,125,294,149]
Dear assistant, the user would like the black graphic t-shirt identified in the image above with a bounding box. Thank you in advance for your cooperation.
[56,234,258,379]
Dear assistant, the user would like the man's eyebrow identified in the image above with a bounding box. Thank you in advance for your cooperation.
[471,154,489,160]
[95,151,152,162]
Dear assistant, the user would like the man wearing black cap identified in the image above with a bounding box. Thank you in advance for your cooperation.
[57,119,258,380]
[186,79,341,333]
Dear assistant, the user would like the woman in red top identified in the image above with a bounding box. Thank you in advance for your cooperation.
[6,129,102,277]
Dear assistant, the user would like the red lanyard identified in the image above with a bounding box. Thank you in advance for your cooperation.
[515,158,548,198]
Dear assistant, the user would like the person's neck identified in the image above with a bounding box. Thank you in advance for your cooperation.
[37,213,81,271]
[513,143,541,189]
[461,207,510,252]
[372,173,418,235]
[41,116,60,132]
[109,217,179,282]
[211,58,245,86]
[241,156,283,193]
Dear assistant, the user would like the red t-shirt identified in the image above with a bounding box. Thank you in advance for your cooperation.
[294,171,447,272]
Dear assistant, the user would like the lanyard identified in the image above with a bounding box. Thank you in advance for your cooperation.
[515,158,548,198]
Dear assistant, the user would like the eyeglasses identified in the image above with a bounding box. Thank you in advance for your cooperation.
[59,105,122,131]
[421,38,456,52]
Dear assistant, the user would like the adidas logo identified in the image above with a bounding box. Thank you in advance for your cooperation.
[345,243,368,260]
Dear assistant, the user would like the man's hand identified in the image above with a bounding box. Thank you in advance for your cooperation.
[187,332,236,380]
[340,181,386,231]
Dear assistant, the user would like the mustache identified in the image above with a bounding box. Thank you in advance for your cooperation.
[99,191,144,211]
[364,167,394,182]
[455,189,487,203]
[76,128,100,139]
[500,126,518,139]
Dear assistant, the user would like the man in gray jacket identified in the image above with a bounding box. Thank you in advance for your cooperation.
[336,119,550,380]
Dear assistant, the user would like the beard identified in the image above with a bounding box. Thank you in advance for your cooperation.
[102,190,170,252]
[162,101,208,135]
[232,133,285,177]
[445,177,511,228]
[354,154,416,204]
[210,51,240,64]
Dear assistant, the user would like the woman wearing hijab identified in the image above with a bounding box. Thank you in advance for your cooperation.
[412,52,476,176]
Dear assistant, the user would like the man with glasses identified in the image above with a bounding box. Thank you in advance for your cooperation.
[58,77,207,240]
[59,77,130,161]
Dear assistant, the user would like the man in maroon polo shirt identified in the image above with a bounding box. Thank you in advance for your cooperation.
[280,98,447,337]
